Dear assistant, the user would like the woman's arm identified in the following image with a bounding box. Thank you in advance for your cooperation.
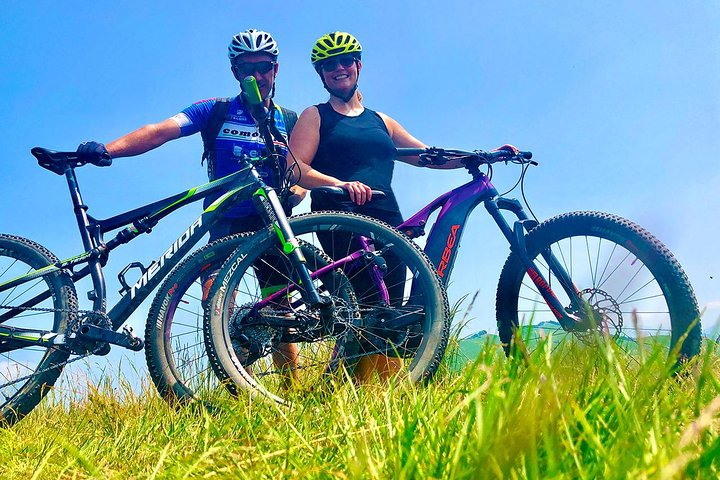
[378,112,464,169]
[288,106,374,204]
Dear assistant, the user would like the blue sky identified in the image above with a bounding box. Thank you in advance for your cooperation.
[2,0,719,348]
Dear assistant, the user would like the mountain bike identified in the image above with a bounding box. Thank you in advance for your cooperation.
[390,146,701,362]
[200,144,702,401]
[0,142,449,427]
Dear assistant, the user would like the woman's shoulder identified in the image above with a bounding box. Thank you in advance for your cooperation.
[299,104,322,119]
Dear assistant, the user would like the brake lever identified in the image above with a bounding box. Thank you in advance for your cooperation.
[425,147,447,166]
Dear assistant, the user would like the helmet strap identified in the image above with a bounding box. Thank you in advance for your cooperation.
[324,83,358,102]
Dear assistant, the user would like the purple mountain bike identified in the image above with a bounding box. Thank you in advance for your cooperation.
[394,147,701,362]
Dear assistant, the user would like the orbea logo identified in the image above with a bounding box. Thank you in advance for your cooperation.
[131,217,202,299]
[437,224,460,278]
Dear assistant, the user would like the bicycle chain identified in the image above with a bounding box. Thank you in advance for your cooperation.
[0,303,110,391]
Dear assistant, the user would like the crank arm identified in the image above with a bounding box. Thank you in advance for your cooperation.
[76,324,144,351]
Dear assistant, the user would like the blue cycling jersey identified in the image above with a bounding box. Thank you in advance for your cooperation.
[171,96,289,217]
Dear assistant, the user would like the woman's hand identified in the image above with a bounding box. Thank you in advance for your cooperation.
[286,185,307,209]
[337,180,373,205]
[492,144,519,155]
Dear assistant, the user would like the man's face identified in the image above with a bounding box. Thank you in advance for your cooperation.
[231,52,279,100]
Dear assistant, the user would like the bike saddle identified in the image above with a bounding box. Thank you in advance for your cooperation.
[310,186,386,209]
[31,147,81,175]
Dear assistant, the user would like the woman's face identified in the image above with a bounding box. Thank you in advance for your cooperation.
[319,54,361,96]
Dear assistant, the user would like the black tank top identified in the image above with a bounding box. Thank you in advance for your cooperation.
[310,102,400,214]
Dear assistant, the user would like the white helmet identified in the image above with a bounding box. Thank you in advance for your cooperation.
[228,29,279,60]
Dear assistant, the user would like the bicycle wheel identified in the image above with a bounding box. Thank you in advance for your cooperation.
[205,211,450,404]
[495,211,702,362]
[145,234,248,404]
[0,234,77,426]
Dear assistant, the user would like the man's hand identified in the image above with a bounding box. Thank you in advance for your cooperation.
[76,141,112,166]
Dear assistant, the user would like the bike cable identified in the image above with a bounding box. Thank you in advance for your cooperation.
[496,159,539,222]
[497,159,526,197]
[519,162,539,222]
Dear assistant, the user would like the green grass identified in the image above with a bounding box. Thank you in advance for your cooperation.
[2,337,720,479]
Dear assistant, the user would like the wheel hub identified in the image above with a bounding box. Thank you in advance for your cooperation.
[572,288,624,340]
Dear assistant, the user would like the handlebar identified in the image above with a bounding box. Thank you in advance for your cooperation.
[395,147,536,168]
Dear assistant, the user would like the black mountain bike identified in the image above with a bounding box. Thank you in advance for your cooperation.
[0,117,449,427]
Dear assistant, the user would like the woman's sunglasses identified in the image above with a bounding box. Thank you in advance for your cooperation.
[319,55,357,73]
[234,61,276,76]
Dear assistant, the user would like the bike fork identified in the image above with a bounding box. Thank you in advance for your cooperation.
[487,197,584,330]
[253,187,332,314]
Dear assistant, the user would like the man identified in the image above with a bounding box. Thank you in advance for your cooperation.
[77,29,301,238]
[77,28,301,379]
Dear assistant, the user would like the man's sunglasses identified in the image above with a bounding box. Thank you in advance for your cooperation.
[234,61,276,76]
[319,55,357,73]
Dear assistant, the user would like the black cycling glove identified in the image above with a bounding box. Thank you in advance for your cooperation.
[76,141,112,167]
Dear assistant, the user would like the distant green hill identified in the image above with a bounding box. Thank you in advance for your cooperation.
[454,322,682,367]
[457,333,500,362]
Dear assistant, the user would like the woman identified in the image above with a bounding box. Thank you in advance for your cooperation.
[287,32,477,380]
[288,32,470,221]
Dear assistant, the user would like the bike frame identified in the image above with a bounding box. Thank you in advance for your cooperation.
[0,158,402,350]
[0,160,313,348]
[395,149,583,330]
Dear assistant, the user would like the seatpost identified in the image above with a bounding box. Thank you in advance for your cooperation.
[64,165,107,310]
[64,166,93,250]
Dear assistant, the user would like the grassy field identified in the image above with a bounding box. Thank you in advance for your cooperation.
[2,335,720,479]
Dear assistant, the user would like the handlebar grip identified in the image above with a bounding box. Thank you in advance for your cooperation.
[395,148,427,157]
[488,150,534,161]
[241,76,264,106]
[91,153,112,167]
[311,186,386,198]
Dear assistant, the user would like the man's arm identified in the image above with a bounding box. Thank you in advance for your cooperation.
[105,118,181,158]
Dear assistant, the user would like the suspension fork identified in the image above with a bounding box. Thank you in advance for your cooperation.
[252,187,329,310]
[486,197,584,330]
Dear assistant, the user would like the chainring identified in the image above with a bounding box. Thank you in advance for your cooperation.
[65,311,113,355]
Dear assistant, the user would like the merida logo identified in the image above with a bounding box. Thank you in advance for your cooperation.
[131,217,202,299]
[437,224,460,278]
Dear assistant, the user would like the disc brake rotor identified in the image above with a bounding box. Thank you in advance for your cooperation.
[573,288,624,342]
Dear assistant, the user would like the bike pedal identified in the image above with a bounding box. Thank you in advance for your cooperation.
[122,326,144,351]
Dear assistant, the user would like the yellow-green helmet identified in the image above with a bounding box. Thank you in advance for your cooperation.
[311,32,362,66]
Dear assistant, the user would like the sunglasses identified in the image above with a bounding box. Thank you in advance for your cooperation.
[319,55,357,73]
[234,61,276,76]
